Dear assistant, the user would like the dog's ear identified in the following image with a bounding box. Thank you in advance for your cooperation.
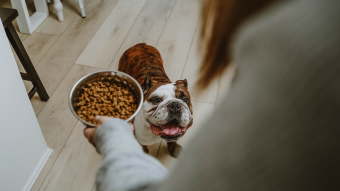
[142,76,152,94]
[183,79,188,88]
[176,79,188,88]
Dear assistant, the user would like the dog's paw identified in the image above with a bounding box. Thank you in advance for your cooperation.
[167,143,182,158]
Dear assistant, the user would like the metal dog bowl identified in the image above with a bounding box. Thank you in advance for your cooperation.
[69,70,143,127]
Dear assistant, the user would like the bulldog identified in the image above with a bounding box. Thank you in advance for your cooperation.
[118,43,193,157]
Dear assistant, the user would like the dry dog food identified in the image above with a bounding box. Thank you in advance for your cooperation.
[74,76,138,125]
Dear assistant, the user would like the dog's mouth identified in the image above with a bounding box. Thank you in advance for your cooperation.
[149,124,187,141]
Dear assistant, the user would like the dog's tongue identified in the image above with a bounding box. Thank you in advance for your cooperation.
[162,127,180,136]
[150,125,182,136]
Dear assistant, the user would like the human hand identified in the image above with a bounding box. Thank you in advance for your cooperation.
[83,116,112,147]
[83,116,134,148]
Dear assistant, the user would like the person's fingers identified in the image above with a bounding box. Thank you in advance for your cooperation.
[84,127,95,139]
[84,127,96,146]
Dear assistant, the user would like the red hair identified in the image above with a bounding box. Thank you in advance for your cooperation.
[198,0,279,90]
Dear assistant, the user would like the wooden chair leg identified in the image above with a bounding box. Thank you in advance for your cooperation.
[5,24,49,101]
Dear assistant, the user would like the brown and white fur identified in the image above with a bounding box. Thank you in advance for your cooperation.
[119,43,193,157]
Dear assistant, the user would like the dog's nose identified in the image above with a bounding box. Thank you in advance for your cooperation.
[167,101,181,114]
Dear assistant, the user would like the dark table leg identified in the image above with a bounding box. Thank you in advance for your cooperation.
[5,23,49,101]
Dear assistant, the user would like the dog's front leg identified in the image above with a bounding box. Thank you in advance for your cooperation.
[167,142,182,158]
[142,145,149,153]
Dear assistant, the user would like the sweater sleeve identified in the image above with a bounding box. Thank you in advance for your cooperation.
[94,118,167,191]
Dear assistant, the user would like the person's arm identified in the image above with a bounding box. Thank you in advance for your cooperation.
[93,118,167,191]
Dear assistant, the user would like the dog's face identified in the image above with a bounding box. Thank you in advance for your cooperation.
[142,79,193,142]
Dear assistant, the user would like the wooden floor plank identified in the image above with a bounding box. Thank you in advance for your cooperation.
[110,0,177,69]
[76,0,146,68]
[156,0,200,80]
[29,0,120,117]
[31,64,100,191]
[22,32,58,70]
[38,122,101,191]
[36,2,79,35]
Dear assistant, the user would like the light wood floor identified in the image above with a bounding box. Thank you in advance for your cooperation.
[2,0,233,190]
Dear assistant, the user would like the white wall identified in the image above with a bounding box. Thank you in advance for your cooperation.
[0,20,52,191]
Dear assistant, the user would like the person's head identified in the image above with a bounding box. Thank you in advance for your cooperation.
[198,0,279,90]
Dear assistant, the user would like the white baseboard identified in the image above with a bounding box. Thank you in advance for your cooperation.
[22,148,53,191]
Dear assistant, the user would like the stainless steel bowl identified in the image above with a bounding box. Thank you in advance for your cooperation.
[69,70,143,127]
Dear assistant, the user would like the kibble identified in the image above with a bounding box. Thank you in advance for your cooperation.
[74,76,138,125]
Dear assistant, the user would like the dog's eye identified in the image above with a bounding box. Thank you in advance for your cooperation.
[148,96,163,104]
[178,92,190,104]
[181,97,190,104]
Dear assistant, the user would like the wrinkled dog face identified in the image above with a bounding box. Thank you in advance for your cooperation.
[143,80,193,141]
